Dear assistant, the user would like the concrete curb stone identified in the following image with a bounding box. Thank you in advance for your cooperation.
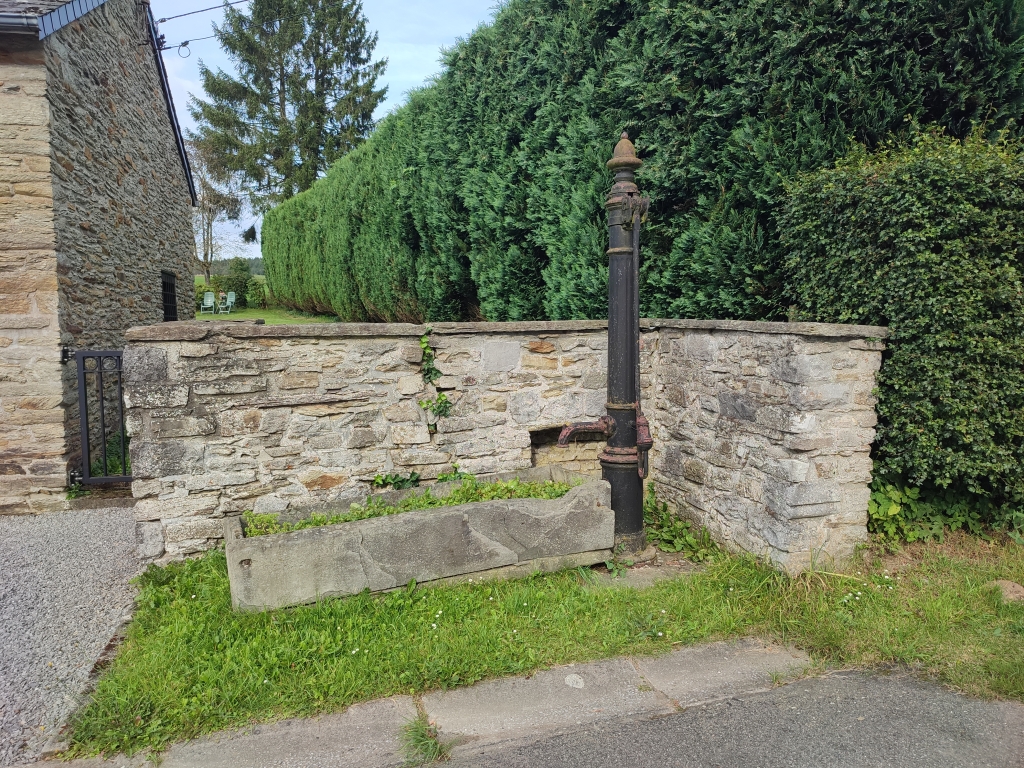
[36,640,811,768]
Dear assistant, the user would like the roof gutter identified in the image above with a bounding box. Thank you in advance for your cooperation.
[144,5,197,206]
[0,13,39,34]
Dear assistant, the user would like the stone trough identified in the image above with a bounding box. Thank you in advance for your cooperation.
[225,467,614,611]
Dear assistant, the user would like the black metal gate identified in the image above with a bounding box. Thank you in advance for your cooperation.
[75,350,132,484]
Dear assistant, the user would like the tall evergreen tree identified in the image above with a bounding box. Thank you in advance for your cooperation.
[190,0,387,213]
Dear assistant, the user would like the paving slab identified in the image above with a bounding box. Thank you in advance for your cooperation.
[423,658,673,747]
[37,697,415,768]
[591,560,702,589]
[634,637,810,707]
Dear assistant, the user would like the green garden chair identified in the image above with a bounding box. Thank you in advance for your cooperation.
[220,291,236,314]
[200,292,216,314]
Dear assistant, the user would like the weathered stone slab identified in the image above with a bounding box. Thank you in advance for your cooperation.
[225,478,613,610]
[425,658,670,747]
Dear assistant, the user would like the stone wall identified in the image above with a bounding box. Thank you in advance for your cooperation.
[45,0,196,469]
[0,36,65,513]
[123,318,887,573]
[646,320,885,573]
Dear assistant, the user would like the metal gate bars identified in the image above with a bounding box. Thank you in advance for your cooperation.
[74,350,132,484]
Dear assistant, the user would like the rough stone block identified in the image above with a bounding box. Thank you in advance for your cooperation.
[193,377,268,396]
[482,341,520,372]
[347,426,381,448]
[522,353,557,370]
[254,496,289,514]
[130,439,204,479]
[384,400,421,423]
[123,383,188,409]
[152,416,215,439]
[397,375,423,395]
[225,478,612,610]
[134,494,219,522]
[391,423,430,445]
[137,521,165,559]
[399,345,424,363]
[281,372,321,390]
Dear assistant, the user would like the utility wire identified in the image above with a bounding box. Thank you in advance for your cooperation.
[157,0,250,24]
[158,33,219,52]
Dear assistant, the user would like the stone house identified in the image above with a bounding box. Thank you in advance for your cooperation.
[0,0,196,513]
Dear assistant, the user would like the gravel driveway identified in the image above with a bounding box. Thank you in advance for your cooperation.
[0,508,141,766]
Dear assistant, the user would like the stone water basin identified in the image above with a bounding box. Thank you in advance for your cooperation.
[225,466,614,611]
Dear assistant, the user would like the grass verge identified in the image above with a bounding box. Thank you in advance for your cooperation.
[243,478,574,537]
[66,533,1024,757]
[192,307,338,325]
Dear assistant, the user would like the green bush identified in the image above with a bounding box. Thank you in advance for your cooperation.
[194,282,212,312]
[782,130,1024,533]
[204,258,252,310]
[263,0,1024,323]
[245,276,268,309]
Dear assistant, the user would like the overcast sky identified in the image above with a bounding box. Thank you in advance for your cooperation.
[149,0,497,257]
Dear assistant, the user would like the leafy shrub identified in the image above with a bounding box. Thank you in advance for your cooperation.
[644,485,719,561]
[783,130,1024,532]
[372,472,420,490]
[245,276,268,309]
[867,481,994,544]
[207,258,252,309]
[262,0,1024,323]
[194,282,212,312]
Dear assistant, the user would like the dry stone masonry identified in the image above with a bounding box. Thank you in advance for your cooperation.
[123,318,885,574]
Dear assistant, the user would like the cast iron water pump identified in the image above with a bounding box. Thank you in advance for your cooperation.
[558,132,652,552]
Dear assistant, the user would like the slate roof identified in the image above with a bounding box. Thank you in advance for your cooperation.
[0,0,197,205]
[0,1,68,14]
[0,0,109,39]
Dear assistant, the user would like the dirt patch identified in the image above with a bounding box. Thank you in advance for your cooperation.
[869,531,1017,574]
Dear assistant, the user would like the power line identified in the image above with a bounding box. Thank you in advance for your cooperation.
[157,0,250,24]
[158,33,219,54]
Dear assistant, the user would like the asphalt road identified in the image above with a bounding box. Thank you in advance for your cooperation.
[447,672,1024,768]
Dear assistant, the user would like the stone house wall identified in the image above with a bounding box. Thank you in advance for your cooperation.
[122,318,887,573]
[0,36,65,513]
[0,0,196,513]
[45,0,196,470]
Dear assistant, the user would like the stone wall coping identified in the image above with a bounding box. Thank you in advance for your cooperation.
[124,317,888,342]
[647,318,888,339]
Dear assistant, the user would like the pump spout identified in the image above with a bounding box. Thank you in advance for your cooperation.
[557,415,615,447]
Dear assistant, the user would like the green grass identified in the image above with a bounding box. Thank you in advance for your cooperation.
[66,534,1024,758]
[192,307,338,325]
[243,478,574,537]
[401,711,454,766]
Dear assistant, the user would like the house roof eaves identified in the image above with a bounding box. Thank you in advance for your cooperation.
[0,0,106,38]
[0,11,39,33]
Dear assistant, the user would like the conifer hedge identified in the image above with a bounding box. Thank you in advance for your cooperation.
[262,0,1024,523]
[263,0,1024,323]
